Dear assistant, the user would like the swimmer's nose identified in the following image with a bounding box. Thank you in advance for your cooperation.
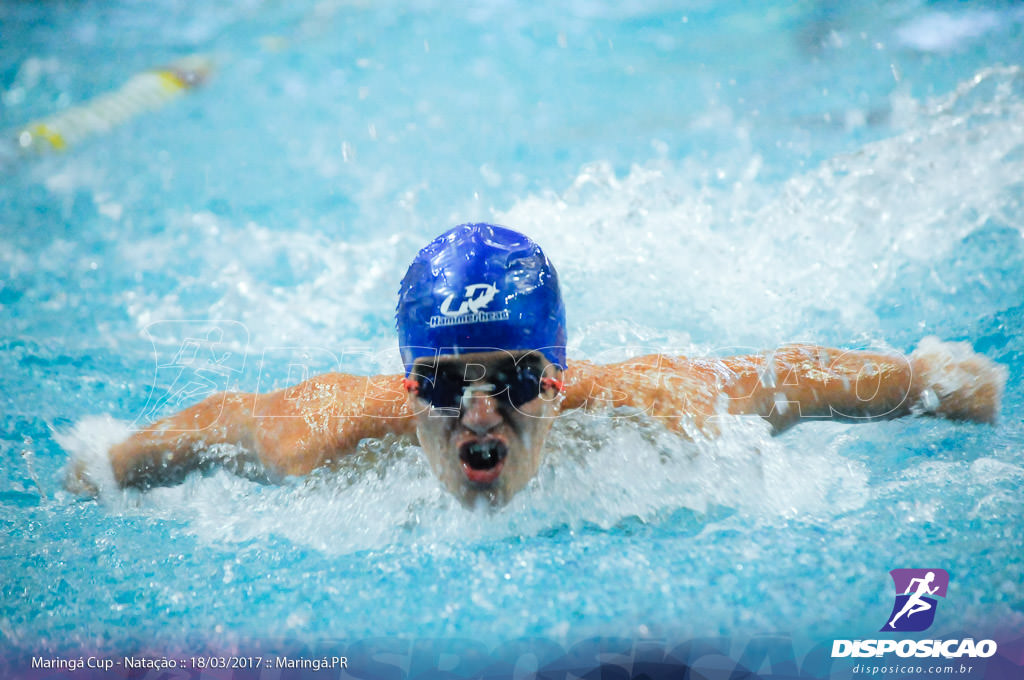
[460,390,503,434]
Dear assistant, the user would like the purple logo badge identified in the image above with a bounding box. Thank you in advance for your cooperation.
[881,569,950,632]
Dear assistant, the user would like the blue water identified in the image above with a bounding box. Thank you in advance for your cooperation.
[1,0,1023,670]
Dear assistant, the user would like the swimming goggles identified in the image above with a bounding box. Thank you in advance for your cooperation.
[403,357,563,409]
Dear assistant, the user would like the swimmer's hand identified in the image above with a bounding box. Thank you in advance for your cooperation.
[63,459,99,496]
[909,337,1007,424]
[57,415,130,497]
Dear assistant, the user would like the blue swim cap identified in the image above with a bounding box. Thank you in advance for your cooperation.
[396,223,566,375]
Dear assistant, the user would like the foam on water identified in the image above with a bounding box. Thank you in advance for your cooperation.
[54,415,130,499]
[48,65,1021,373]
[501,66,1024,352]
[59,405,874,562]
[895,8,1021,53]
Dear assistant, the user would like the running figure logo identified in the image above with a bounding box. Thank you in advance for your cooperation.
[881,569,950,632]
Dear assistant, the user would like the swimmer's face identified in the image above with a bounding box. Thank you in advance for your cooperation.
[407,351,562,508]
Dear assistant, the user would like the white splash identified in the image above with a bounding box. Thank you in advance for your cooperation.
[896,10,1005,52]
[54,415,132,501]
[499,67,1024,350]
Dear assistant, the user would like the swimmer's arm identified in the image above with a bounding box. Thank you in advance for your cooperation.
[717,345,918,432]
[559,338,1005,435]
[560,356,727,436]
[75,373,415,490]
[718,340,1006,432]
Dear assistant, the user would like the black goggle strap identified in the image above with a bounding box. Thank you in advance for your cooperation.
[401,375,564,396]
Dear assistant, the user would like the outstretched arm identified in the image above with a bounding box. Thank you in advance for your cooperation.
[718,344,922,431]
[719,338,1005,432]
[68,373,416,491]
[559,337,1005,436]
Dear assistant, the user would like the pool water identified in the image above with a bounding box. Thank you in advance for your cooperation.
[1,0,1023,676]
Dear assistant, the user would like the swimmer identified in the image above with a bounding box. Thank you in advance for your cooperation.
[66,223,1008,506]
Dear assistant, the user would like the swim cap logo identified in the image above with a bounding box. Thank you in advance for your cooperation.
[881,569,949,632]
[430,283,510,328]
[440,283,498,316]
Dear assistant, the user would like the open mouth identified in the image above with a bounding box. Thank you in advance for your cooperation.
[458,439,508,485]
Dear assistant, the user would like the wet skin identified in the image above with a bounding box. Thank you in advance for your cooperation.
[408,351,561,508]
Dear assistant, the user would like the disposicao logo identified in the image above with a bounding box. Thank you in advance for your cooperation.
[831,568,998,659]
[881,568,948,632]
